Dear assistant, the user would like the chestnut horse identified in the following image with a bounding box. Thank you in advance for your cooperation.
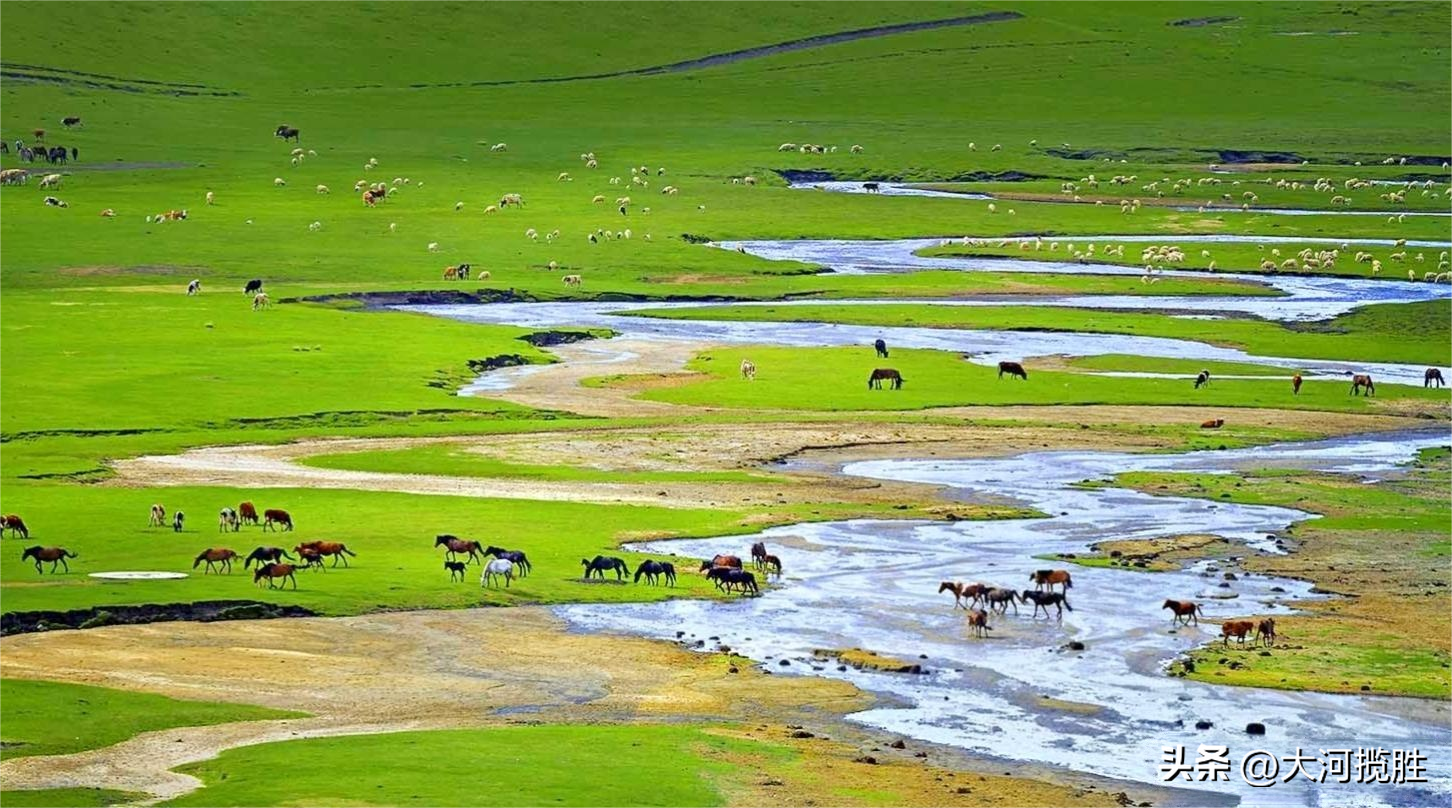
[938,581,987,610]
[1291,374,1303,395]
[2,514,30,539]
[193,548,238,575]
[698,555,742,572]
[1030,569,1073,593]
[262,509,293,531]
[1162,599,1203,626]
[966,608,991,638]
[1221,620,1255,646]
[435,535,484,565]
[21,545,76,574]
[253,562,298,589]
[295,541,356,567]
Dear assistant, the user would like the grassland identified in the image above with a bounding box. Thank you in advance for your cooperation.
[0,789,148,807]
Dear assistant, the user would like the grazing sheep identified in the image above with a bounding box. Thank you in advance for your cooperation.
[592,195,605,204]
[308,221,322,231]
[557,172,572,182]
[491,143,508,152]
[585,159,598,169]
[484,205,498,215]
[525,228,538,241]
[205,191,215,206]
[427,242,440,252]
[850,144,864,154]
[743,176,757,186]
[274,177,286,187]
[562,274,582,287]
[987,203,997,213]
[314,184,329,195]
[99,208,115,217]
[454,201,465,211]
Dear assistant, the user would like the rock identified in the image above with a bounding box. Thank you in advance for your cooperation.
[791,730,815,739]
[1065,640,1086,651]
[956,787,973,794]
[914,751,927,758]
[1109,550,1122,558]
[779,659,791,666]
[1245,722,1266,735]
[1181,660,1196,673]
[1223,572,1238,581]
[1195,720,1213,730]
[1361,684,1371,691]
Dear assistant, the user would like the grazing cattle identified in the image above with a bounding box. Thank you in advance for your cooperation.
[274,125,300,142]
[698,554,742,572]
[188,279,202,296]
[253,562,298,589]
[295,540,355,567]
[481,558,515,588]
[149,503,166,527]
[1291,374,1303,395]
[562,274,582,287]
[62,116,82,128]
[245,546,293,569]
[39,173,62,189]
[262,509,293,531]
[1255,617,1277,647]
[22,546,76,574]
[43,196,68,207]
[966,608,991,638]
[243,279,263,295]
[1194,370,1211,389]
[1029,569,1073,593]
[862,182,880,193]
[1200,418,1225,429]
[582,555,629,580]
[868,368,904,390]
[1426,368,1446,389]
[1162,599,1203,626]
[874,338,889,358]
[445,560,468,581]
[982,587,1019,614]
[435,535,484,564]
[1347,373,1375,396]
[997,361,1028,380]
[252,293,270,310]
[1020,589,1072,619]
[740,359,756,380]
[3,514,31,539]
[482,546,532,576]
[161,209,188,221]
[238,501,259,526]
[634,560,677,586]
[172,511,186,532]
[1221,619,1256,646]
[192,548,237,575]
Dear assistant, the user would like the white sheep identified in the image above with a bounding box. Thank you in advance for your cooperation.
[491,143,508,152]
[205,191,215,205]
[454,201,465,211]
[427,242,440,252]
[850,144,864,154]
[316,184,330,194]
[308,221,322,232]
[274,177,287,187]
[592,195,605,204]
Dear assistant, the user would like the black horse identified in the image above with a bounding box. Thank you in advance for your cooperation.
[874,338,889,358]
[633,560,677,586]
[244,546,294,569]
[713,568,759,595]
[581,555,629,581]
[485,546,531,576]
[1020,589,1072,619]
[445,560,467,582]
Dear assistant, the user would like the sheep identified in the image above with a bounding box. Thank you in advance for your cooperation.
[585,159,598,169]
[316,184,330,194]
[39,173,62,188]
[987,203,997,214]
[592,195,605,204]
[252,293,270,310]
[274,177,287,187]
[454,201,465,211]
[308,221,322,232]
[99,208,116,217]
[525,228,538,241]
[427,242,440,252]
[743,176,757,186]
[562,274,582,286]
[491,143,508,152]
[991,144,1002,151]
[557,172,572,182]
[778,143,797,152]
[389,222,397,233]
[615,196,632,207]
[660,185,678,195]
[484,205,498,215]
[968,142,976,151]
[205,191,215,206]
[850,144,864,154]
[609,176,621,185]
[547,260,559,271]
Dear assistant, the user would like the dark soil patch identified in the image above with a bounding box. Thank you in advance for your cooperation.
[777,169,1048,184]
[517,330,607,347]
[467,354,534,373]
[1170,16,1239,27]
[1,601,317,636]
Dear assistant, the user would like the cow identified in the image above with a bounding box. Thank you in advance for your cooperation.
[274,125,300,142]
[62,116,82,128]
[262,509,293,531]
[1194,369,1211,389]
[997,361,1028,380]
[862,182,881,193]
[868,368,903,390]
[243,279,263,295]
[1200,418,1225,429]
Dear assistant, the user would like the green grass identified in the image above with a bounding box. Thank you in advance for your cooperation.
[0,788,148,807]
[0,679,300,760]
[1063,355,1292,377]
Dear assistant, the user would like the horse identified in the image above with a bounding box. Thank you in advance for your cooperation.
[1200,418,1225,429]
[22,546,76,573]
[874,338,888,358]
[2,514,30,539]
[435,535,484,565]
[1255,618,1277,647]
[1426,368,1446,389]
[445,560,467,581]
[862,182,880,193]
[1029,569,1073,593]
[1162,599,1203,626]
[295,541,355,567]
[966,608,992,638]
[193,548,237,575]
[245,546,293,569]
[1020,589,1072,619]
[274,125,300,142]
[868,368,903,390]
[1291,374,1303,395]
[149,503,166,527]
[634,560,676,586]
[982,587,1019,614]
[1194,370,1211,389]
[482,558,514,588]
[750,541,768,568]
[698,555,742,573]
[239,501,259,526]
[740,359,756,380]
[582,555,629,581]
[253,562,298,589]
[707,567,758,594]
[172,511,186,532]
[939,581,986,610]
[219,507,239,532]
[297,548,326,571]
[997,361,1028,380]
[761,554,783,576]
[1347,373,1375,396]
[1221,620,1255,646]
[484,546,532,576]
[262,509,293,531]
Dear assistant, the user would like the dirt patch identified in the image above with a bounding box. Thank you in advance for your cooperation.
[0,601,317,637]
[58,265,203,278]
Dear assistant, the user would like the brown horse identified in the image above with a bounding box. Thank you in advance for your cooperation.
[1347,373,1375,396]
[435,535,484,564]
[295,541,356,567]
[868,368,903,390]
[938,581,987,610]
[239,501,260,526]
[1291,374,1303,395]
[297,547,326,571]
[253,562,298,589]
[966,608,991,638]
[760,554,783,575]
[2,514,30,539]
[21,545,76,573]
[1221,619,1255,646]
[1030,569,1073,593]
[698,554,742,572]
[750,541,768,568]
[1426,368,1446,389]
[1162,599,1203,626]
[262,509,293,531]
[1255,617,1277,647]
[193,548,238,575]
[997,361,1028,380]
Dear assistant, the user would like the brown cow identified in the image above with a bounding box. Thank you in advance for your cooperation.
[1347,373,1374,396]
[1200,418,1225,429]
[2,514,30,539]
[295,540,356,567]
[868,368,904,390]
[1291,374,1303,395]
[966,608,991,638]
[239,501,259,526]
[1255,617,1277,647]
[1221,620,1255,646]
[1162,599,1203,626]
[997,361,1028,380]
[262,509,293,532]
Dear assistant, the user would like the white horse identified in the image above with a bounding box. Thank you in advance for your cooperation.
[481,558,514,588]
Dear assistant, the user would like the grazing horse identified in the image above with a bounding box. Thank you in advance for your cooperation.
[874,338,888,358]
[1020,589,1072,619]
[484,546,532,577]
[253,562,298,589]
[435,535,484,565]
[173,511,186,532]
[966,608,991,638]
[997,361,1028,380]
[262,509,293,531]
[243,279,263,296]
[1221,620,1255,646]
[1426,368,1446,389]
[868,368,904,390]
[445,560,467,581]
[1162,599,1204,626]
[1194,370,1211,389]
[1200,419,1224,429]
[760,554,783,576]
[1347,373,1374,396]
[274,125,300,142]
[1255,617,1277,647]
[219,508,239,532]
[1030,569,1073,593]
[982,587,1019,614]
[481,558,514,588]
[245,546,293,569]
[295,541,355,567]
[1291,374,1303,395]
[239,501,259,526]
[2,514,30,539]
[750,542,768,568]
[582,555,629,581]
[698,555,742,573]
[22,546,76,574]
[707,567,759,594]
[149,503,166,527]
[740,359,756,380]
[634,560,676,586]
[193,548,238,575]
